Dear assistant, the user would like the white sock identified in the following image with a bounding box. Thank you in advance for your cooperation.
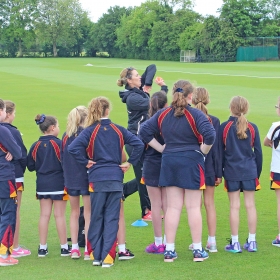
[72,243,79,250]
[61,243,68,249]
[165,243,175,251]
[248,233,256,242]
[163,235,166,245]
[85,245,87,252]
[231,235,239,243]
[207,236,216,244]
[118,244,126,253]
[0,254,8,259]
[193,242,202,250]
[13,247,20,251]
[154,237,162,246]
[40,244,47,250]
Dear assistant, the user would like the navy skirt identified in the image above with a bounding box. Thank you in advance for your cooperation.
[159,150,206,190]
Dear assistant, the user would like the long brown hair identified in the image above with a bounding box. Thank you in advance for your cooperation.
[192,87,209,115]
[230,96,249,139]
[149,91,167,117]
[84,97,111,127]
[171,80,195,117]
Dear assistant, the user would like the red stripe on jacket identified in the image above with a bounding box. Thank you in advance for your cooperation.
[32,141,42,161]
[62,135,69,151]
[86,124,101,159]
[158,107,172,134]
[223,121,233,148]
[110,124,124,151]
[50,140,61,161]
[0,143,8,153]
[184,108,203,144]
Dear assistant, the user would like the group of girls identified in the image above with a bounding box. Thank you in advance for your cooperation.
[0,67,280,267]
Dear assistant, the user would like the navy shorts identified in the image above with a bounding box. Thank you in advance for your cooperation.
[224,179,261,192]
[67,188,90,196]
[142,158,161,187]
[0,180,17,199]
[205,176,215,187]
[270,172,280,190]
[159,151,205,190]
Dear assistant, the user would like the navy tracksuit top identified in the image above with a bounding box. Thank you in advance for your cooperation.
[27,135,64,193]
[61,127,88,190]
[219,116,262,181]
[0,124,22,181]
[139,106,216,154]
[68,119,144,184]
[1,123,27,179]
[205,115,222,178]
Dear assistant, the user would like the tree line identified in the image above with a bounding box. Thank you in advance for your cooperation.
[0,0,279,61]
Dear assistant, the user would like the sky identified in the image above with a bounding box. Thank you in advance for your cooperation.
[80,0,224,22]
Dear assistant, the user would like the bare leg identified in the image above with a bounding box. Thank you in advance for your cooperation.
[147,186,163,237]
[53,200,67,245]
[228,191,240,236]
[276,189,280,234]
[117,202,125,245]
[82,195,91,248]
[185,189,203,244]
[69,196,80,244]
[164,187,184,244]
[13,191,22,248]
[203,186,216,237]
[243,191,257,234]
[39,199,52,245]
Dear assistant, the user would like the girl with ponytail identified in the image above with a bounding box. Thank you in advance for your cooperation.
[68,96,144,267]
[220,96,262,254]
[141,91,168,254]
[61,106,90,260]
[139,80,216,263]
[190,88,222,253]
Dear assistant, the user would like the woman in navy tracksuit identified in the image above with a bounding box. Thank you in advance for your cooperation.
[190,88,222,253]
[220,96,262,254]
[0,99,22,266]
[68,97,144,268]
[141,91,168,254]
[118,65,168,220]
[27,114,69,258]
[61,106,90,260]
[139,80,216,263]
[1,100,30,258]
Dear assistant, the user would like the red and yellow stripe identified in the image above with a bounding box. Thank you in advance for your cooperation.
[86,124,101,160]
[50,140,61,161]
[32,141,42,161]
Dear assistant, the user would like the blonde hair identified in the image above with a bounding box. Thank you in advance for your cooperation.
[171,80,195,117]
[230,96,249,139]
[4,100,15,114]
[192,87,209,115]
[117,67,135,87]
[85,97,111,127]
[66,106,88,137]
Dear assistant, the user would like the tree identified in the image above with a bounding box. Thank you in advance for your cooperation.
[0,0,38,57]
[36,0,88,57]
[90,6,131,57]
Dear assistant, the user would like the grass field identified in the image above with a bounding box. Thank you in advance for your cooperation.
[0,58,280,279]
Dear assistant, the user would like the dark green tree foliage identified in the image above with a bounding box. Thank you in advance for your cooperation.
[0,0,38,57]
[86,6,131,57]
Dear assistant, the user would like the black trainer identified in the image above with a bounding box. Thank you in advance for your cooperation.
[38,247,48,257]
[118,249,135,260]
[61,246,71,257]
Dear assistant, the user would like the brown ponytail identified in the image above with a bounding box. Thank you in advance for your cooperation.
[171,80,195,117]
[117,67,135,87]
[192,87,209,115]
[230,96,249,139]
[149,91,167,117]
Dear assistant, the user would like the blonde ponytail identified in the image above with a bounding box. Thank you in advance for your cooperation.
[85,97,111,127]
[230,96,249,139]
[192,87,209,115]
[66,106,88,137]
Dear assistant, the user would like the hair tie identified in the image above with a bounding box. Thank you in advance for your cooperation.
[175,88,183,93]
[36,114,46,125]
[198,100,203,104]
